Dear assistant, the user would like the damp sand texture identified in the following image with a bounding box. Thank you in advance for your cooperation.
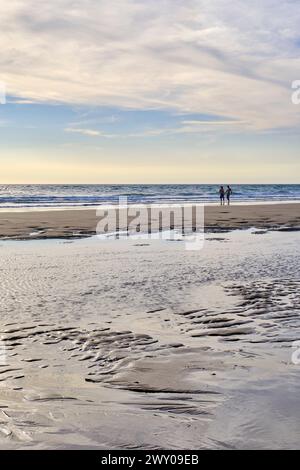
[0,203,299,239]
[0,229,300,449]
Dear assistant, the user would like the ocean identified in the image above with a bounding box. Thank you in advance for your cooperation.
[0,184,299,209]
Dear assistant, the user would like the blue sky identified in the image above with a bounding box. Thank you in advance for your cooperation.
[0,0,299,183]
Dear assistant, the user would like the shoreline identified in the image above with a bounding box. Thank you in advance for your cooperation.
[0,199,300,213]
[0,202,299,240]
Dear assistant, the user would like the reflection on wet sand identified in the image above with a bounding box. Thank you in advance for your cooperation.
[0,229,300,449]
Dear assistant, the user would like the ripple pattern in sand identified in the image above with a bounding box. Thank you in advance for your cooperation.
[171,279,300,346]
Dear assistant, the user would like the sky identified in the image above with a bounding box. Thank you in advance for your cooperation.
[0,0,299,184]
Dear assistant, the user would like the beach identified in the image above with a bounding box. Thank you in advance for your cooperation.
[0,204,299,449]
[2,0,300,454]
[0,203,299,239]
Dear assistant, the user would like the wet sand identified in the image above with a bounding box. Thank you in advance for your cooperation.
[0,203,299,239]
[0,230,300,449]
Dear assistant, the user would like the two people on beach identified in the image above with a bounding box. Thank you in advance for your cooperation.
[219,185,232,205]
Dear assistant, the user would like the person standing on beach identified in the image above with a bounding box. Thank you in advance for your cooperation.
[219,186,225,205]
[226,185,233,205]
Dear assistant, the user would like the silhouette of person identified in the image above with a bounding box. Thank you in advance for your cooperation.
[219,186,225,205]
[226,185,232,205]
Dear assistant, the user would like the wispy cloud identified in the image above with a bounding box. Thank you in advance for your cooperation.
[1,0,300,131]
[7,99,35,105]
[181,119,243,126]
[65,127,103,137]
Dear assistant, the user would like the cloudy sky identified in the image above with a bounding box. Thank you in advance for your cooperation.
[0,0,299,183]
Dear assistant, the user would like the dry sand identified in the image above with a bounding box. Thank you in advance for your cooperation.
[0,203,299,239]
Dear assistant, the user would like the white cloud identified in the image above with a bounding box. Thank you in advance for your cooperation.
[65,127,103,137]
[1,0,300,130]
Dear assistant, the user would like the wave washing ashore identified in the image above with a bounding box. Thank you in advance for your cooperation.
[0,184,300,210]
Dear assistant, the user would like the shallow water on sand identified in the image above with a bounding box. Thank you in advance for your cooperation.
[0,229,299,449]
